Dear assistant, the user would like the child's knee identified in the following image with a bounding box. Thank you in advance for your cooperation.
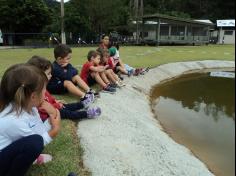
[91,72,99,78]
[25,135,44,155]
[64,80,73,87]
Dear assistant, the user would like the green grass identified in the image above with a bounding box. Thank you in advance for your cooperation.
[26,119,90,176]
[0,45,234,76]
[0,45,235,176]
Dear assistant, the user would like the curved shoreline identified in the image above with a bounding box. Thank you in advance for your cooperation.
[78,60,235,176]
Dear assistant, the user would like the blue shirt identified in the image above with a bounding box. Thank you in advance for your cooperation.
[48,61,78,86]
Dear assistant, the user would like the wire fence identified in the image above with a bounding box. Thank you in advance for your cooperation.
[0,32,136,48]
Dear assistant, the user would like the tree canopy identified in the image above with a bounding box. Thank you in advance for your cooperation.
[0,0,235,37]
[0,0,51,32]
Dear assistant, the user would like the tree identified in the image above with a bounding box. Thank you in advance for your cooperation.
[0,0,51,32]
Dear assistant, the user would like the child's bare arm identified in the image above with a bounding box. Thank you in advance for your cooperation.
[118,59,125,68]
[48,109,61,137]
[90,65,106,72]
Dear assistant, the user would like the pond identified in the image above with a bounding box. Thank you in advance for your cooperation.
[151,72,235,176]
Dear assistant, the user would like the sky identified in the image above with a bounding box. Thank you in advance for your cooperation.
[55,0,70,2]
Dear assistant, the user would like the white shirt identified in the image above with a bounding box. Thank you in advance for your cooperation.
[0,104,52,150]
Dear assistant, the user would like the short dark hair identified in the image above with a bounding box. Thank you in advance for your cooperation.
[54,44,72,59]
[27,55,52,72]
[96,48,109,58]
[87,50,101,61]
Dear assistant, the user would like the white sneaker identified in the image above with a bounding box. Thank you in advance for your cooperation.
[118,80,126,87]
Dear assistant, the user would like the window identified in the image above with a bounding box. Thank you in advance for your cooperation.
[224,30,233,35]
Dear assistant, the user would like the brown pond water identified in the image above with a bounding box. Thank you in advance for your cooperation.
[151,72,235,176]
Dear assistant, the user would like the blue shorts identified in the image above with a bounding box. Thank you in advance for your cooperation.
[47,81,68,94]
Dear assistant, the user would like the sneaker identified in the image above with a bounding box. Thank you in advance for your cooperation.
[103,85,116,93]
[140,67,150,75]
[68,172,77,176]
[81,95,94,108]
[85,92,95,101]
[133,68,142,76]
[128,69,134,77]
[33,154,52,165]
[118,80,126,87]
[94,92,101,98]
[109,83,118,88]
[87,107,101,118]
[118,75,124,80]
[87,89,96,94]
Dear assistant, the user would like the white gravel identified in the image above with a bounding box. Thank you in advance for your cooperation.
[78,60,235,176]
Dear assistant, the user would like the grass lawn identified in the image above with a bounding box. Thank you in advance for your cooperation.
[0,44,235,176]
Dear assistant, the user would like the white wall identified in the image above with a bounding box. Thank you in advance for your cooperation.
[218,28,235,44]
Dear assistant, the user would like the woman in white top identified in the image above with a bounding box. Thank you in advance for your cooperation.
[0,64,60,176]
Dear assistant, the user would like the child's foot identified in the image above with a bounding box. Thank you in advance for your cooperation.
[140,67,150,75]
[87,89,100,98]
[118,75,124,80]
[109,83,118,88]
[128,69,134,77]
[81,94,94,108]
[103,85,116,93]
[87,107,101,118]
[33,154,52,165]
[118,81,126,87]
[133,68,142,76]
[94,92,101,98]
[85,91,95,101]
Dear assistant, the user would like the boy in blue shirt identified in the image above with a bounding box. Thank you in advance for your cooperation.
[47,44,94,101]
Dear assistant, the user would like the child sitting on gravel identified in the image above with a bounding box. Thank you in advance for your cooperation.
[97,48,125,87]
[80,50,117,93]
[47,44,95,101]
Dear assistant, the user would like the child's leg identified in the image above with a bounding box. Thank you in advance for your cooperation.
[63,102,85,111]
[72,75,90,92]
[0,135,44,176]
[64,80,86,98]
[105,69,117,83]
[117,66,128,75]
[60,106,101,119]
[91,72,107,88]
[110,70,121,81]
[60,108,87,119]
[99,72,110,84]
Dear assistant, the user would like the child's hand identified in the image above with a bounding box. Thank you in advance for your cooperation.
[49,109,61,128]
[39,101,57,118]
[104,65,109,70]
[97,66,106,72]
[48,109,61,138]
[56,100,66,108]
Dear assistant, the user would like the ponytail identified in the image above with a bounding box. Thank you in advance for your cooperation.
[0,64,47,114]
[14,84,28,114]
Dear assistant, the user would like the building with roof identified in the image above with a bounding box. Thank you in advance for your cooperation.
[215,20,235,44]
[135,13,214,45]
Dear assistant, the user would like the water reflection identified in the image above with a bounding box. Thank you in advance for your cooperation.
[152,72,235,176]
[153,73,235,120]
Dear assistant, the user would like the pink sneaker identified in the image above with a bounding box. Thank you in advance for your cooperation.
[33,154,52,165]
